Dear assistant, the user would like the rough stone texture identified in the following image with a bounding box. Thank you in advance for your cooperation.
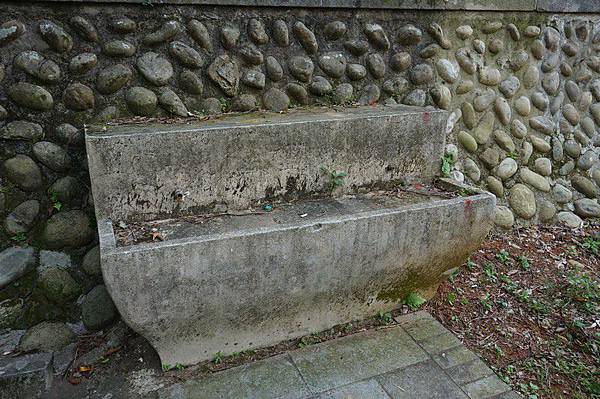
[18,321,75,352]
[0,247,36,289]
[87,107,448,221]
[82,285,118,330]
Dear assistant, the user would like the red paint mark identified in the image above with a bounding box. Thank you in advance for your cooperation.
[423,111,431,125]
[464,199,474,219]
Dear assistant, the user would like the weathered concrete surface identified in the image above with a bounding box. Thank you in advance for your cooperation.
[87,106,447,222]
[160,312,515,398]
[99,187,495,366]
[0,352,52,399]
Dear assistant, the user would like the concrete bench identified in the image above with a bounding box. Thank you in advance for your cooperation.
[86,106,495,365]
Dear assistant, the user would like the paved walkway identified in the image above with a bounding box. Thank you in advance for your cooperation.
[159,311,519,399]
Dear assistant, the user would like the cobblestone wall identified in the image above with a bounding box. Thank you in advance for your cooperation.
[0,2,599,332]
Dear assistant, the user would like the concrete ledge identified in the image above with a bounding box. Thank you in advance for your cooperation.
[87,106,447,222]
[99,186,495,366]
[38,0,537,11]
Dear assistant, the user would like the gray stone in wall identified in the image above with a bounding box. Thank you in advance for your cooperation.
[0,247,36,289]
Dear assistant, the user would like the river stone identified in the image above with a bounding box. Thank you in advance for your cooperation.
[510,49,529,72]
[187,20,211,50]
[103,40,136,58]
[81,246,101,276]
[473,89,495,112]
[436,59,459,83]
[450,171,465,183]
[572,175,599,198]
[530,135,552,153]
[346,64,367,81]
[49,176,82,206]
[494,206,514,229]
[1,120,43,141]
[531,92,549,112]
[562,104,579,126]
[143,20,182,46]
[359,84,380,106]
[318,52,346,78]
[9,83,53,110]
[390,52,411,72]
[179,70,203,95]
[239,44,263,66]
[32,141,70,172]
[96,64,132,94]
[158,88,188,117]
[479,67,501,86]
[552,137,564,162]
[286,83,309,105]
[323,21,346,41]
[242,70,265,89]
[272,20,289,46]
[590,103,600,125]
[111,17,137,34]
[473,39,485,54]
[364,23,389,50]
[557,211,582,228]
[496,157,518,180]
[402,89,426,107]
[520,168,550,192]
[462,102,476,129]
[538,199,556,222]
[397,24,422,45]
[263,88,289,112]
[39,20,72,52]
[455,48,476,75]
[219,25,240,49]
[309,76,332,96]
[561,62,573,77]
[231,94,257,112]
[479,147,500,169]
[247,18,268,45]
[564,139,581,158]
[38,267,80,304]
[559,160,575,176]
[542,71,560,95]
[0,105,6,119]
[499,76,520,98]
[288,56,313,82]
[367,54,386,79]
[419,44,440,59]
[531,39,545,59]
[409,64,434,85]
[494,130,515,152]
[494,98,511,126]
[63,83,94,111]
[428,22,451,49]
[201,98,222,115]
[541,53,559,73]
[18,322,75,352]
[488,38,504,54]
[82,285,118,331]
[514,96,530,116]
[0,21,22,45]
[509,184,536,219]
[334,83,354,104]
[486,176,503,198]
[293,22,318,54]
[137,52,173,86]
[553,184,572,203]
[4,200,39,235]
[523,65,539,89]
[207,55,239,97]
[456,80,474,94]
[343,40,369,57]
[382,78,409,96]
[0,247,36,289]
[265,56,283,82]
[14,51,60,83]
[534,158,552,176]
[455,25,473,39]
[581,117,595,137]
[458,131,477,153]
[474,112,495,144]
[431,86,450,110]
[126,87,157,116]
[169,41,203,68]
[524,25,541,38]
[577,150,597,171]
[529,116,554,135]
[463,159,480,182]
[69,53,97,74]
[521,140,533,163]
[42,210,94,249]
[574,198,600,218]
[3,155,42,191]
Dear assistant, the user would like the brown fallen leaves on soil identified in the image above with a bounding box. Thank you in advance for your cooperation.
[428,222,600,399]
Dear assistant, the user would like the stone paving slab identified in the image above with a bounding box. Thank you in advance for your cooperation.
[159,311,520,399]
